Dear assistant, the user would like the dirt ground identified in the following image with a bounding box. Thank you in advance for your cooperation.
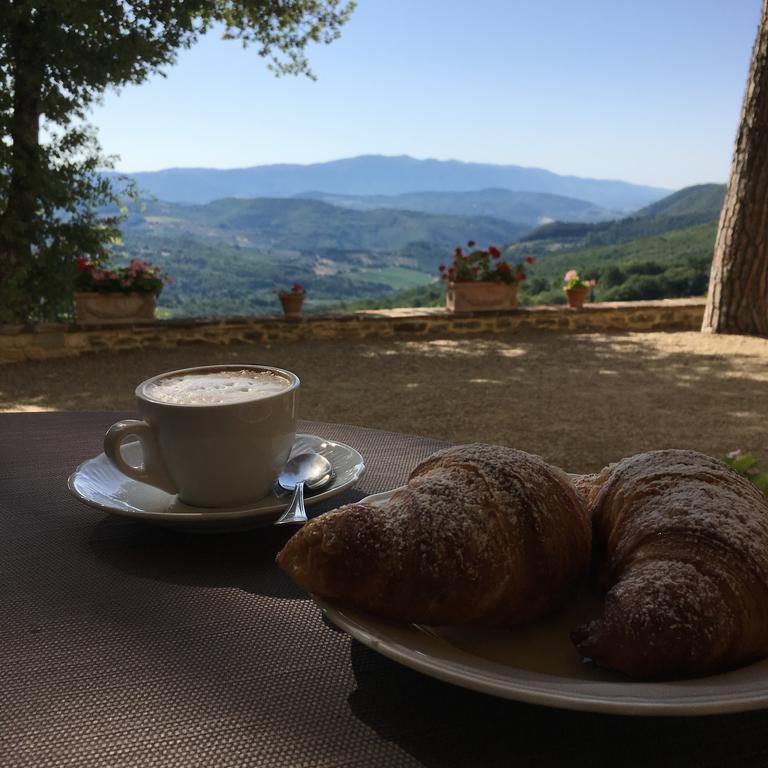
[1,330,767,473]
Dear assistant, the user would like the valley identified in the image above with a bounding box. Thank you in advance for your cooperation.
[112,160,724,318]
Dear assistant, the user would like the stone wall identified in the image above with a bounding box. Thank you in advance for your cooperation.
[0,298,705,365]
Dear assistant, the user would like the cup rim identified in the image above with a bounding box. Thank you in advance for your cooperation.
[136,364,300,408]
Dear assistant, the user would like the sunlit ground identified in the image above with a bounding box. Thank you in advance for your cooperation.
[1,330,766,473]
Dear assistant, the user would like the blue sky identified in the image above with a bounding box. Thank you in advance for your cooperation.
[91,0,762,190]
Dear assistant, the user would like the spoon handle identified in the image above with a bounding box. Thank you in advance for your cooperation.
[275,481,308,525]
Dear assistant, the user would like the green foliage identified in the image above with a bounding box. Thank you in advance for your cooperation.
[115,200,523,317]
[723,452,768,497]
[0,1,355,322]
[378,221,717,310]
[515,222,717,306]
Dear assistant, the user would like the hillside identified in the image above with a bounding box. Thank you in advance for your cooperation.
[360,222,717,312]
[518,221,717,305]
[123,197,528,251]
[295,188,617,226]
[117,155,670,210]
[119,198,526,317]
[517,184,724,250]
[115,183,720,318]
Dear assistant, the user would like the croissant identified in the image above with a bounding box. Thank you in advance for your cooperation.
[572,449,768,679]
[276,444,591,627]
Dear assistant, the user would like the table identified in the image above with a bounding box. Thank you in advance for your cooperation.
[1,412,765,767]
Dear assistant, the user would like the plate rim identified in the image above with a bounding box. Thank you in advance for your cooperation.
[67,433,365,523]
[314,488,768,716]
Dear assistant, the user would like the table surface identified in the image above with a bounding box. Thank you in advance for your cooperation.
[1,412,766,768]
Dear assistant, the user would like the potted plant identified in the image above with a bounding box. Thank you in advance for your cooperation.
[278,283,306,318]
[440,242,534,312]
[563,270,597,308]
[73,258,171,324]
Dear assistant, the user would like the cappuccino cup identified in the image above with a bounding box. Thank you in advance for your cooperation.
[104,365,299,508]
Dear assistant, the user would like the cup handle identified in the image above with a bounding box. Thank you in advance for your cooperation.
[103,419,178,495]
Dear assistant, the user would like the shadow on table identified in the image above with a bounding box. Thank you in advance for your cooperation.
[87,487,367,599]
[347,642,766,768]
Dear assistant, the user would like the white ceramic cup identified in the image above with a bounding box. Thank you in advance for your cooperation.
[103,364,299,508]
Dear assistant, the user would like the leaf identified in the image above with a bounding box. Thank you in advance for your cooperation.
[751,474,768,496]
[724,453,758,474]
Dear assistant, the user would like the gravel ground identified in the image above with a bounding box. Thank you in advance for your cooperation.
[1,330,767,473]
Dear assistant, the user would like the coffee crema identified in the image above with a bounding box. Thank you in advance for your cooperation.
[145,370,291,405]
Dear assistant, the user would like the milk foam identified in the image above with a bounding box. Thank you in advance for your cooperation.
[146,370,290,405]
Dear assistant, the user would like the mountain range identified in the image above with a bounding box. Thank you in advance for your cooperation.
[117,155,671,211]
[117,183,724,318]
[123,196,528,251]
[294,188,617,226]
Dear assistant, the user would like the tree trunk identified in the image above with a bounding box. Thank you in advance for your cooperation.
[702,0,768,336]
[0,16,44,321]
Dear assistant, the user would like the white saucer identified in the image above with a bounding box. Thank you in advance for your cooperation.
[68,434,365,530]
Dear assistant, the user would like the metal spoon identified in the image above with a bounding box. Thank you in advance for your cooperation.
[274,452,334,525]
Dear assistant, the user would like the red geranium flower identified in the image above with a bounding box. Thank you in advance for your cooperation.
[525,256,534,264]
[496,262,510,273]
[74,257,95,272]
[488,246,501,258]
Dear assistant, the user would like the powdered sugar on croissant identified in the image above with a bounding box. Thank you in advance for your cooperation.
[572,449,768,679]
[277,444,591,627]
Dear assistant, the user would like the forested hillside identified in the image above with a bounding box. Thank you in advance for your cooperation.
[119,199,523,316]
[518,184,724,248]
[115,184,722,317]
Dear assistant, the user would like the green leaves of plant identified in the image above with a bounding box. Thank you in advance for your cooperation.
[724,452,758,474]
[723,451,768,497]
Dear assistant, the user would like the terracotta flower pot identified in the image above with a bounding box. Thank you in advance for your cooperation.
[445,281,518,312]
[74,292,156,324]
[564,286,589,309]
[279,293,305,317]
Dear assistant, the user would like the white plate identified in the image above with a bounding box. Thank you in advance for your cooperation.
[315,488,768,716]
[68,434,365,530]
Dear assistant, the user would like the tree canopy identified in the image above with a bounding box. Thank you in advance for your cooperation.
[0,0,355,322]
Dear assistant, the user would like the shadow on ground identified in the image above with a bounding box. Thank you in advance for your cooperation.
[1,330,766,471]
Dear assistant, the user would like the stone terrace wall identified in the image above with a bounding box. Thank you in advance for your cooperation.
[0,298,705,365]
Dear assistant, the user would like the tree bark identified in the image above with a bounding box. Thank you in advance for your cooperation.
[0,15,44,318]
[702,0,768,336]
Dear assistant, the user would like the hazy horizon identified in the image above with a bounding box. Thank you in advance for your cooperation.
[110,153,677,191]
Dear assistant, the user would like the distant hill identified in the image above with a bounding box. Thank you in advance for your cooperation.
[116,155,670,211]
[118,196,528,317]
[115,184,720,318]
[123,197,528,251]
[358,221,718,312]
[517,221,717,304]
[518,184,725,249]
[294,188,617,226]
[633,183,726,220]
[351,185,723,311]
